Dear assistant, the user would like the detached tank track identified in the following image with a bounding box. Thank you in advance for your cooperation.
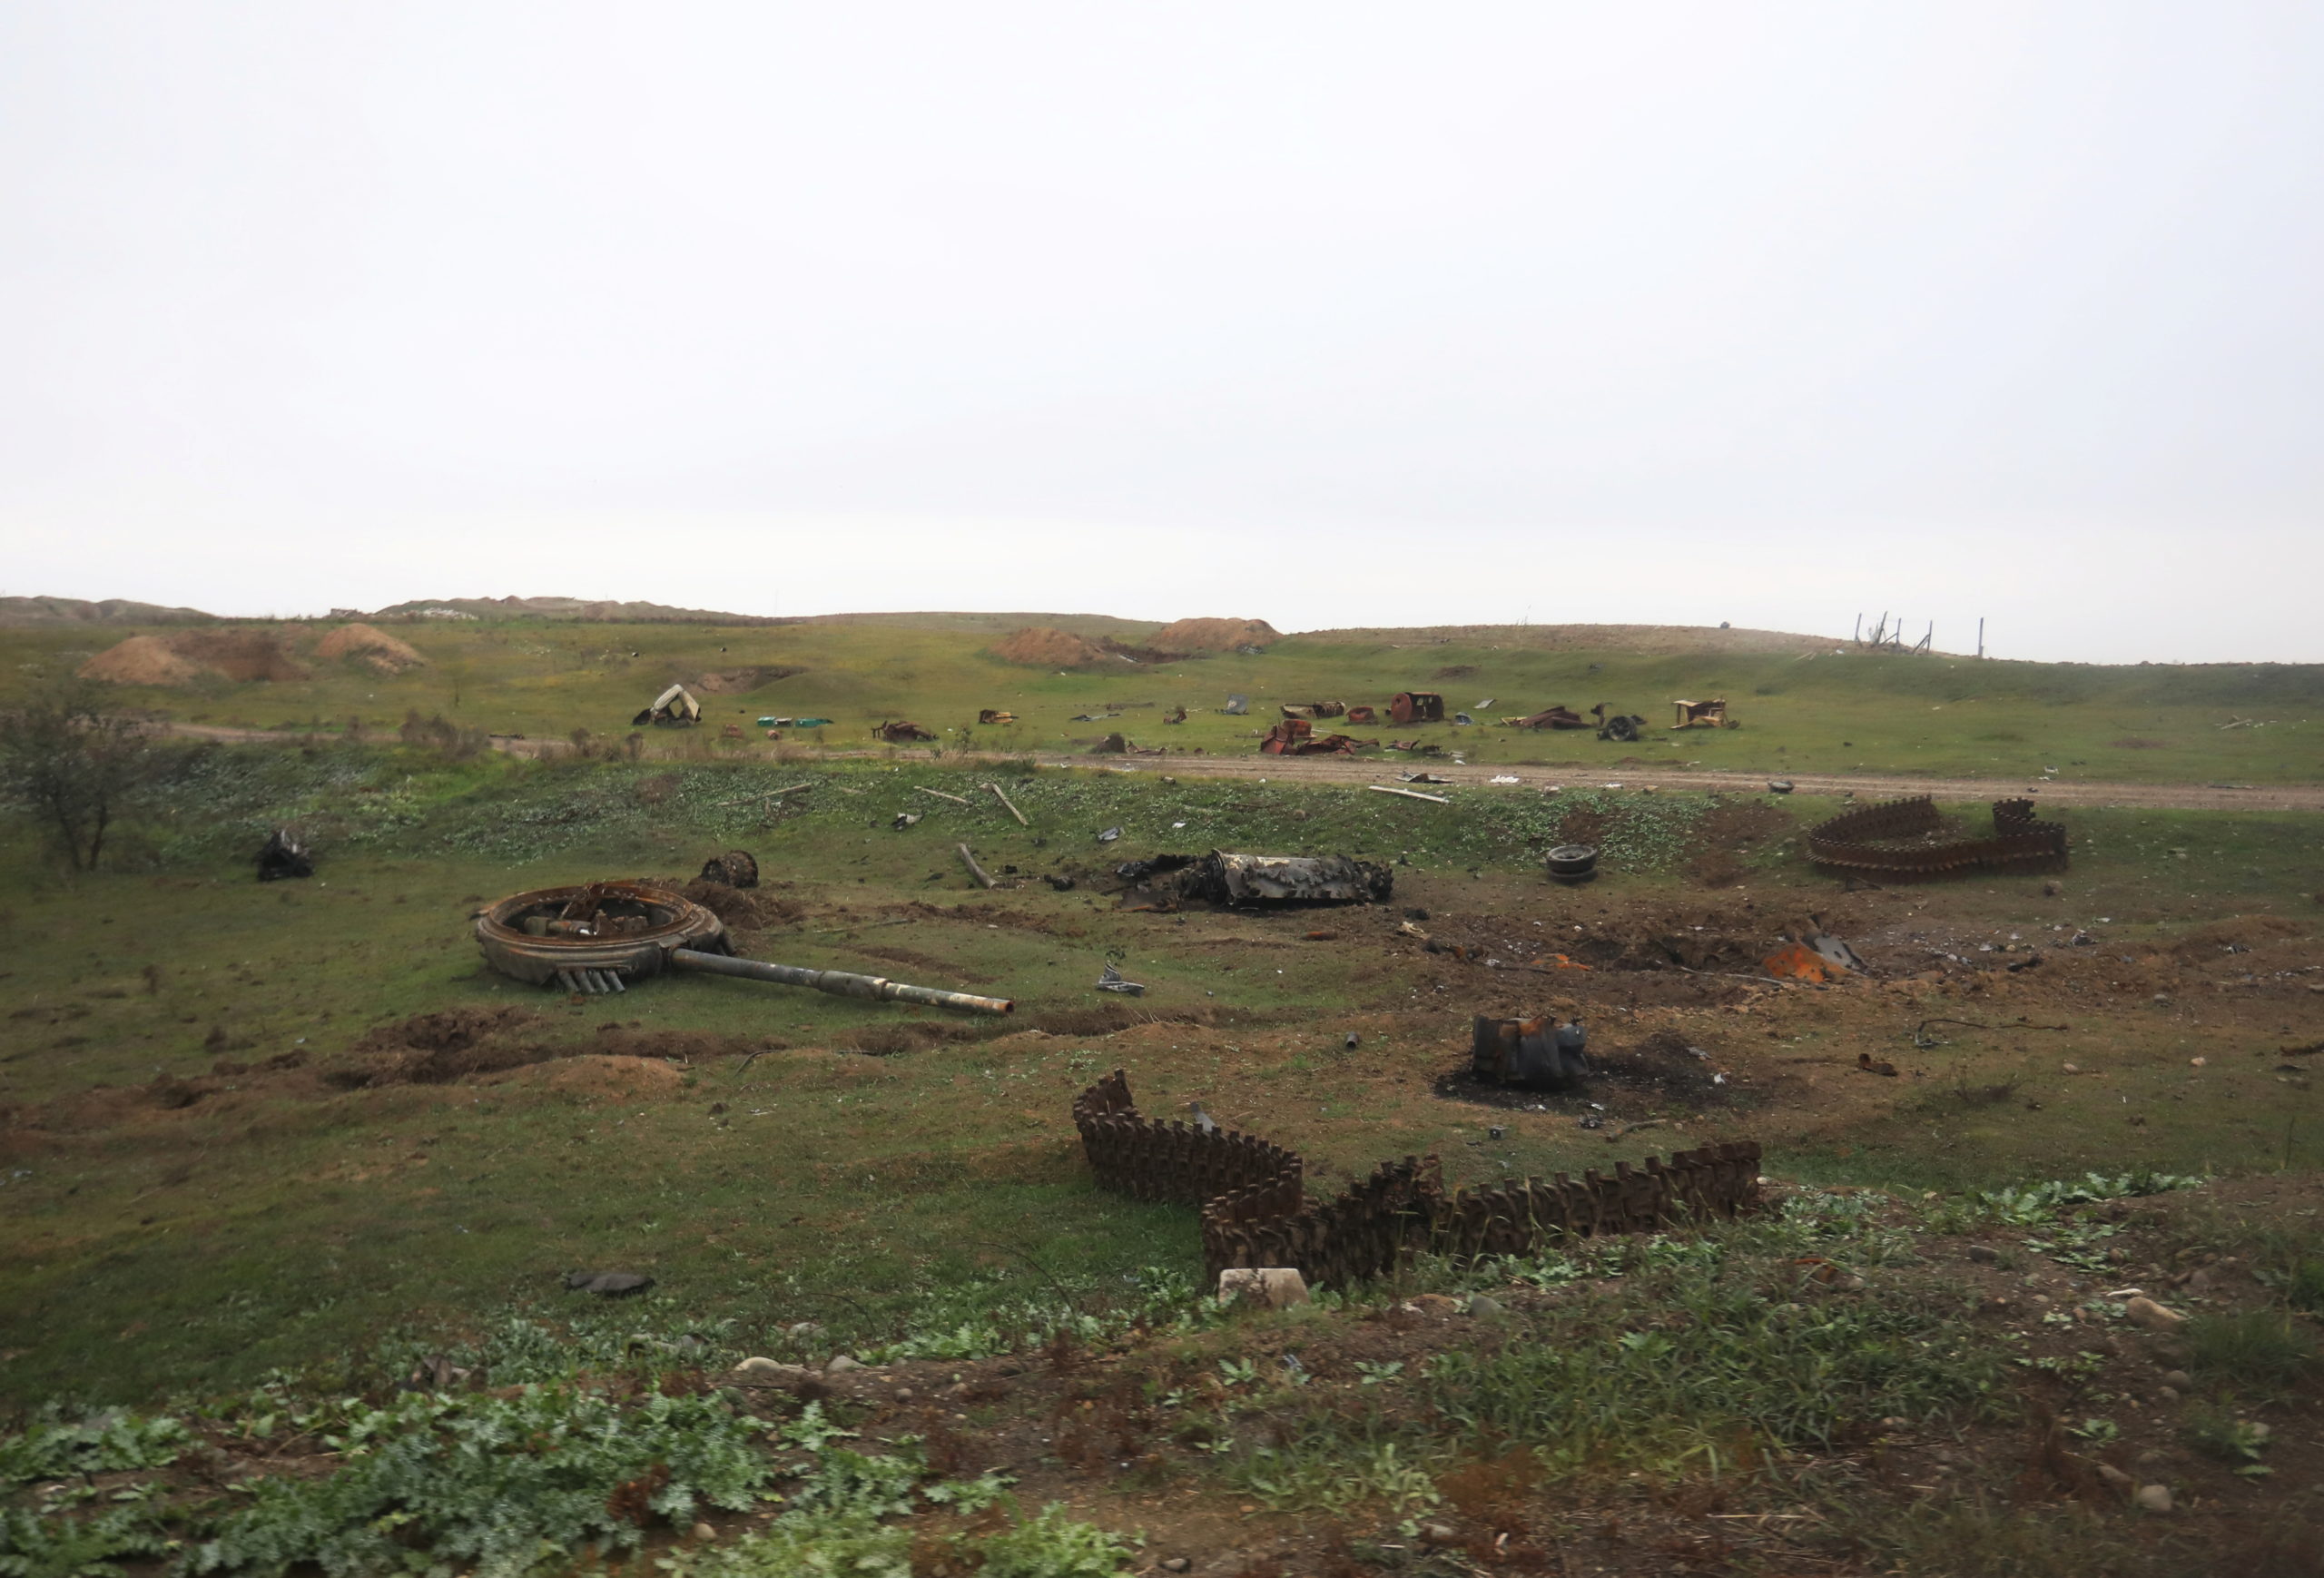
[1073,1071,1760,1288]
[1806,795,2068,879]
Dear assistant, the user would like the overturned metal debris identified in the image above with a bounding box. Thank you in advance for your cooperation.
[1672,698,1735,729]
[256,828,312,883]
[1591,704,1646,743]
[1807,796,2068,879]
[875,719,937,743]
[1389,691,1445,725]
[976,709,1016,725]
[1472,1015,1590,1090]
[1502,705,1586,730]
[1280,701,1346,720]
[1344,705,1378,725]
[476,881,1010,1011]
[1096,961,1146,996]
[633,683,702,726]
[1184,851,1393,907]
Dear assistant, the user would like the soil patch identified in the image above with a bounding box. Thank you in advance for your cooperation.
[316,623,426,674]
[693,666,803,695]
[489,1054,687,1101]
[1433,1030,1751,1116]
[1689,799,1796,886]
[678,880,803,932]
[329,1007,548,1087]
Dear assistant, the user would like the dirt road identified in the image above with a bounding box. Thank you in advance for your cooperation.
[1050,752,2324,812]
[155,723,2320,811]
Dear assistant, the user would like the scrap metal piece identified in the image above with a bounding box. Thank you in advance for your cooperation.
[1184,851,1393,907]
[1471,1015,1590,1090]
[633,684,702,726]
[1502,705,1585,730]
[1672,698,1734,729]
[1222,695,1249,716]
[671,948,1012,1013]
[478,882,729,987]
[875,719,937,743]
[1344,705,1378,725]
[976,709,1017,725]
[1590,704,1645,743]
[256,828,313,883]
[1096,961,1147,996]
[1389,691,1444,725]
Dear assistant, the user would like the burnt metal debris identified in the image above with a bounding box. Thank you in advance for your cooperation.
[1280,701,1347,720]
[874,719,937,743]
[1185,851,1393,907]
[1502,705,1586,730]
[1074,1070,1762,1287]
[1471,1015,1590,1089]
[697,849,759,888]
[1344,705,1379,725]
[475,881,1011,1011]
[976,709,1016,725]
[1112,850,1390,908]
[1672,697,1735,729]
[1807,796,2068,879]
[1591,704,1647,742]
[1389,691,1445,725]
[1259,718,1373,755]
[256,828,313,882]
[633,684,702,726]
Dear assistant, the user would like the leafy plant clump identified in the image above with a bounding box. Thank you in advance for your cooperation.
[185,1386,769,1578]
[0,1414,191,1484]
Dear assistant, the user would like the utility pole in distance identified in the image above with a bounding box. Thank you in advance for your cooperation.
[1976,616,1985,659]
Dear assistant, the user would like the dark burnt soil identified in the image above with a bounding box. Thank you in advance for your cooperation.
[1434,1028,1765,1119]
[324,1008,755,1088]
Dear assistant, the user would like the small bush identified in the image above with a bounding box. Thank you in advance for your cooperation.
[0,1414,190,1484]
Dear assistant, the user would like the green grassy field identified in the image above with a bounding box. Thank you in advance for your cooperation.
[5,614,2319,785]
[4,736,2319,1409]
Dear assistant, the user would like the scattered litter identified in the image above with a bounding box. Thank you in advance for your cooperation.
[1489,774,1521,784]
[891,812,921,830]
[1098,825,1123,843]
[1372,784,1449,804]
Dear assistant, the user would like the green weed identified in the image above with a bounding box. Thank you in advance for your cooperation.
[2182,1309,2317,1389]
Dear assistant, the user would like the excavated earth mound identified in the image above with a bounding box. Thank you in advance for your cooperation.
[990,626,1190,668]
[77,636,210,686]
[1148,616,1280,651]
[316,623,427,674]
[78,629,311,686]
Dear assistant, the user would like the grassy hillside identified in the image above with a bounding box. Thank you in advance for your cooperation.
[3,616,2318,785]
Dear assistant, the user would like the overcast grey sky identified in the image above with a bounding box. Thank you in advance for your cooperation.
[3,3,2318,661]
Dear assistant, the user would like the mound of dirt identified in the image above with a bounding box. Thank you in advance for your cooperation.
[78,636,210,686]
[78,629,310,686]
[990,626,1119,668]
[493,1054,688,1101]
[989,626,1187,669]
[1149,616,1279,652]
[317,623,427,674]
[329,1006,547,1087]
[678,879,803,931]
[693,666,803,694]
